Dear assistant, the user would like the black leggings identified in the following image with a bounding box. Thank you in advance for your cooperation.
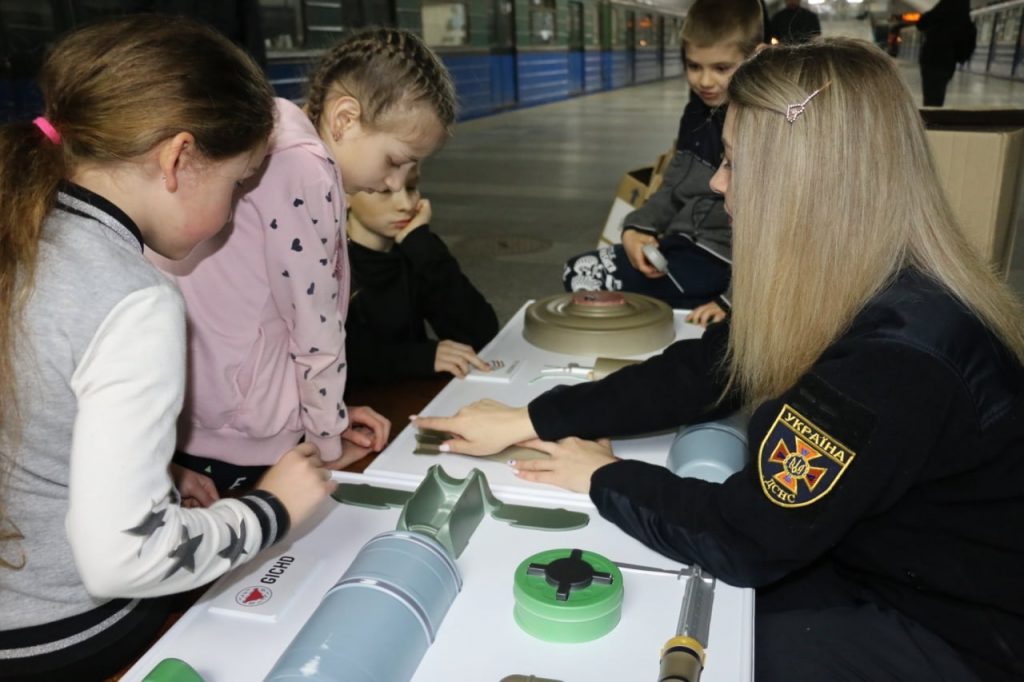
[173,451,270,495]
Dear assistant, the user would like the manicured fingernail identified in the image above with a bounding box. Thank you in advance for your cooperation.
[408,415,418,421]
[507,459,516,467]
[439,443,449,452]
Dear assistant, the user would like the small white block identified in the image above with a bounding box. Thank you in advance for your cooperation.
[464,358,522,383]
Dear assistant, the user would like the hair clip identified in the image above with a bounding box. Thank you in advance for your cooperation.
[785,81,831,124]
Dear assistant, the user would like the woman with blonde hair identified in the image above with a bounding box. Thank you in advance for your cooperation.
[416,39,1024,681]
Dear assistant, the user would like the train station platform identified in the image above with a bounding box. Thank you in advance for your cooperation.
[425,63,1024,325]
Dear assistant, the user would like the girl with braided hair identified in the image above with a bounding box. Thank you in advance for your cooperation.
[151,28,457,501]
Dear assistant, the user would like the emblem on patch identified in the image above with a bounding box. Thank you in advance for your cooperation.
[758,404,856,508]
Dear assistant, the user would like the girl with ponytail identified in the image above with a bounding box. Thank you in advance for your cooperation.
[0,16,336,679]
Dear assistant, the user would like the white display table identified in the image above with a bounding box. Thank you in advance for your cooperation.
[124,304,753,682]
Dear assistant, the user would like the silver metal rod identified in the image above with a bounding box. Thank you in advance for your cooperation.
[614,561,690,578]
[676,565,716,647]
[665,271,686,295]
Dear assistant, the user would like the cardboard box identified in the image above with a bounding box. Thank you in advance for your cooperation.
[923,109,1024,275]
[597,166,653,247]
[597,143,676,248]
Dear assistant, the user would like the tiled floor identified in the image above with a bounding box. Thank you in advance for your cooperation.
[422,60,1024,325]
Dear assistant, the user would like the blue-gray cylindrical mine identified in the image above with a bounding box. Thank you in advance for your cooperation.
[266,531,462,681]
[668,412,749,483]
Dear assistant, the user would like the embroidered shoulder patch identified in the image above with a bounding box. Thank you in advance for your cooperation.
[757,404,856,508]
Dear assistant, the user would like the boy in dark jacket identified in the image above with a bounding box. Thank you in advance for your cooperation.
[563,0,764,326]
[345,165,498,386]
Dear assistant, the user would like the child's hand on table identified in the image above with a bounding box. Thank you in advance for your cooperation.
[325,405,392,470]
[257,442,335,525]
[686,301,727,327]
[434,339,491,379]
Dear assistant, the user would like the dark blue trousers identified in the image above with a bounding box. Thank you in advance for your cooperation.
[756,562,982,682]
[562,234,730,309]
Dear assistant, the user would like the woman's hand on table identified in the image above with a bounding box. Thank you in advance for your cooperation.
[413,399,536,456]
[510,437,619,494]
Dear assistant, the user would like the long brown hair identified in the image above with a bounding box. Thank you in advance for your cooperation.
[305,27,456,134]
[0,15,275,568]
[724,38,1024,405]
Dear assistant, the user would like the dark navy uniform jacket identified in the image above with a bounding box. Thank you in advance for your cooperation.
[529,269,1024,681]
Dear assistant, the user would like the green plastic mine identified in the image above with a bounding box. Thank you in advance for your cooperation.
[513,548,624,643]
[332,483,413,509]
[142,658,205,682]
[334,466,589,559]
[397,465,589,558]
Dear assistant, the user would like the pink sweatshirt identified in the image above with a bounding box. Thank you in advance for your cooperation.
[152,98,350,465]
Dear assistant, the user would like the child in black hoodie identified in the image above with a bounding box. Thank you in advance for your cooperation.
[345,164,498,387]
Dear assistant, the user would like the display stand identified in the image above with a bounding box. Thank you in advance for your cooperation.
[123,304,753,682]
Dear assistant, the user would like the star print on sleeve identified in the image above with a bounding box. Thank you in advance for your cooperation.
[123,498,167,556]
[217,520,248,564]
[163,526,204,580]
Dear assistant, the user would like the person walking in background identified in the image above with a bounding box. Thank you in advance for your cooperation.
[770,0,821,45]
[918,0,977,107]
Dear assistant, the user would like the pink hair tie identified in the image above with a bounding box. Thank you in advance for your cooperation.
[33,117,61,144]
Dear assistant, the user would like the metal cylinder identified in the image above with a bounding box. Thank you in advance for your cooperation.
[667,412,749,483]
[266,531,462,682]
